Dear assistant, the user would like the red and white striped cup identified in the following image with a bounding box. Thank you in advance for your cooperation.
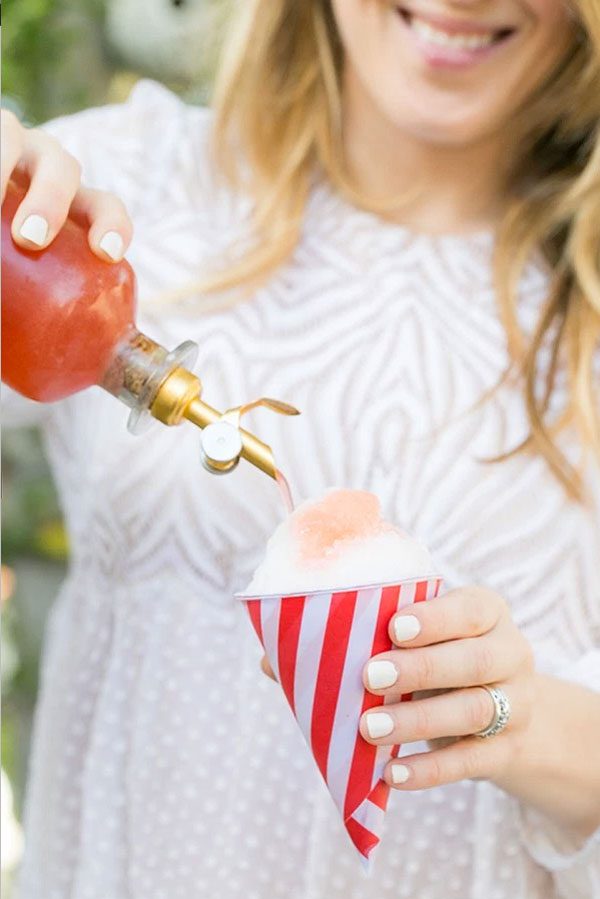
[236,576,443,868]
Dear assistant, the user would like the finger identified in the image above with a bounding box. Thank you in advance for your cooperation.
[10,131,82,250]
[364,626,527,695]
[383,733,511,790]
[260,654,277,682]
[360,682,523,746]
[389,585,506,648]
[1,109,25,202]
[70,187,133,261]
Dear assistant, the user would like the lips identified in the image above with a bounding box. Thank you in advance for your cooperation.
[396,6,516,50]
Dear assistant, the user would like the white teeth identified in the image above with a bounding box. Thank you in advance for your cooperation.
[410,16,495,49]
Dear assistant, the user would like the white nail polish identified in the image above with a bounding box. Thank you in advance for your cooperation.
[367,661,398,689]
[99,231,124,261]
[391,764,411,784]
[394,614,421,643]
[366,712,394,739]
[19,214,48,246]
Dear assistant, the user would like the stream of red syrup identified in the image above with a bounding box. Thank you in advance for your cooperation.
[275,469,294,514]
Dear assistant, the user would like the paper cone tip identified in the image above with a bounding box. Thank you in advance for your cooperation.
[242,577,443,867]
[359,853,374,875]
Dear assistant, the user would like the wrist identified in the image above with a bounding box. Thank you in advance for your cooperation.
[492,673,600,837]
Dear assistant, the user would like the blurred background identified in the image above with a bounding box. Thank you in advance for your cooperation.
[2,1,228,891]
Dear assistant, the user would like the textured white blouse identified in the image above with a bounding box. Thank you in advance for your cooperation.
[5,80,600,899]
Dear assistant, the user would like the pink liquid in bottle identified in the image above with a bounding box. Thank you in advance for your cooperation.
[1,176,137,402]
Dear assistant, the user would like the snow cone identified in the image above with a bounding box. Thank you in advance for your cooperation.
[236,490,442,868]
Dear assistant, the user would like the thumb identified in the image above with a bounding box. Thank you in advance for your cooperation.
[260,654,277,682]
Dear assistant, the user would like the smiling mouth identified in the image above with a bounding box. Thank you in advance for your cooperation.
[396,7,516,51]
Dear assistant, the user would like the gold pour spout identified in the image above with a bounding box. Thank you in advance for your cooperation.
[149,366,299,479]
[101,331,299,479]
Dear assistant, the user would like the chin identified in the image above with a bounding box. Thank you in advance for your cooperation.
[403,117,499,148]
[388,93,507,148]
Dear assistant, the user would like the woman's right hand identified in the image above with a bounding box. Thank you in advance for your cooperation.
[1,108,133,262]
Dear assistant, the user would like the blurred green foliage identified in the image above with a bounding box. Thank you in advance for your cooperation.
[3,0,112,123]
[2,5,222,890]
[3,0,66,109]
[2,430,68,560]
[1,428,67,806]
[2,9,115,884]
[2,2,126,885]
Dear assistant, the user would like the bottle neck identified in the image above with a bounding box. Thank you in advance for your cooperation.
[101,327,173,414]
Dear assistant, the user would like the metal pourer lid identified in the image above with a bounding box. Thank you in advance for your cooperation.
[199,421,244,474]
[199,399,299,475]
[102,333,299,478]
[141,350,299,479]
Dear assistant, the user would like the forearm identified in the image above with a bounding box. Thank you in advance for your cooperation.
[493,673,600,837]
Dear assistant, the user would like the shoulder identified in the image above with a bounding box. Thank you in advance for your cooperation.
[43,78,214,151]
[42,80,219,219]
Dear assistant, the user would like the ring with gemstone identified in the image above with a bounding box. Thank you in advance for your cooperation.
[474,685,511,738]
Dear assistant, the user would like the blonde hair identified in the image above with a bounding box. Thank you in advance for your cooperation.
[206,0,600,499]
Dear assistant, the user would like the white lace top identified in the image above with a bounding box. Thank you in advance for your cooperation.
[5,81,599,899]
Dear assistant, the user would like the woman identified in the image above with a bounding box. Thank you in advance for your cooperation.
[2,0,599,897]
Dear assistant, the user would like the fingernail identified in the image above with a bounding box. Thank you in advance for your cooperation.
[19,214,48,246]
[366,712,394,739]
[391,764,411,784]
[367,661,398,689]
[394,614,421,643]
[99,230,124,261]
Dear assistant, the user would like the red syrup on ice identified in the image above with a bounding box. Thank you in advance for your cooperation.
[275,470,294,514]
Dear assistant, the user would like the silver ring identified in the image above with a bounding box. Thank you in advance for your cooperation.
[474,685,511,738]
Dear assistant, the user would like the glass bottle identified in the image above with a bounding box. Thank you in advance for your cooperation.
[1,177,298,479]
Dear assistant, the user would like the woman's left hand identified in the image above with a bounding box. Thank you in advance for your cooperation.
[361,585,536,791]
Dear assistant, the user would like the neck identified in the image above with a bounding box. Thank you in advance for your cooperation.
[341,67,512,235]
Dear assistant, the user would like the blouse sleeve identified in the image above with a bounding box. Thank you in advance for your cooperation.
[38,78,212,221]
[1,385,52,428]
[517,682,600,899]
[518,463,600,897]
[3,79,214,429]
[517,676,600,898]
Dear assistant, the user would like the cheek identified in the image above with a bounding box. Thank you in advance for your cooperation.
[522,0,576,63]
[331,0,418,116]
[331,0,393,61]
[508,7,575,110]
[525,0,572,26]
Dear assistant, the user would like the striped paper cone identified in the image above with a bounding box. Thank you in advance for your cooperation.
[236,576,442,868]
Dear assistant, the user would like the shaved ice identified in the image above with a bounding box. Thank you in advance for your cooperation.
[237,488,442,865]
[244,489,436,595]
